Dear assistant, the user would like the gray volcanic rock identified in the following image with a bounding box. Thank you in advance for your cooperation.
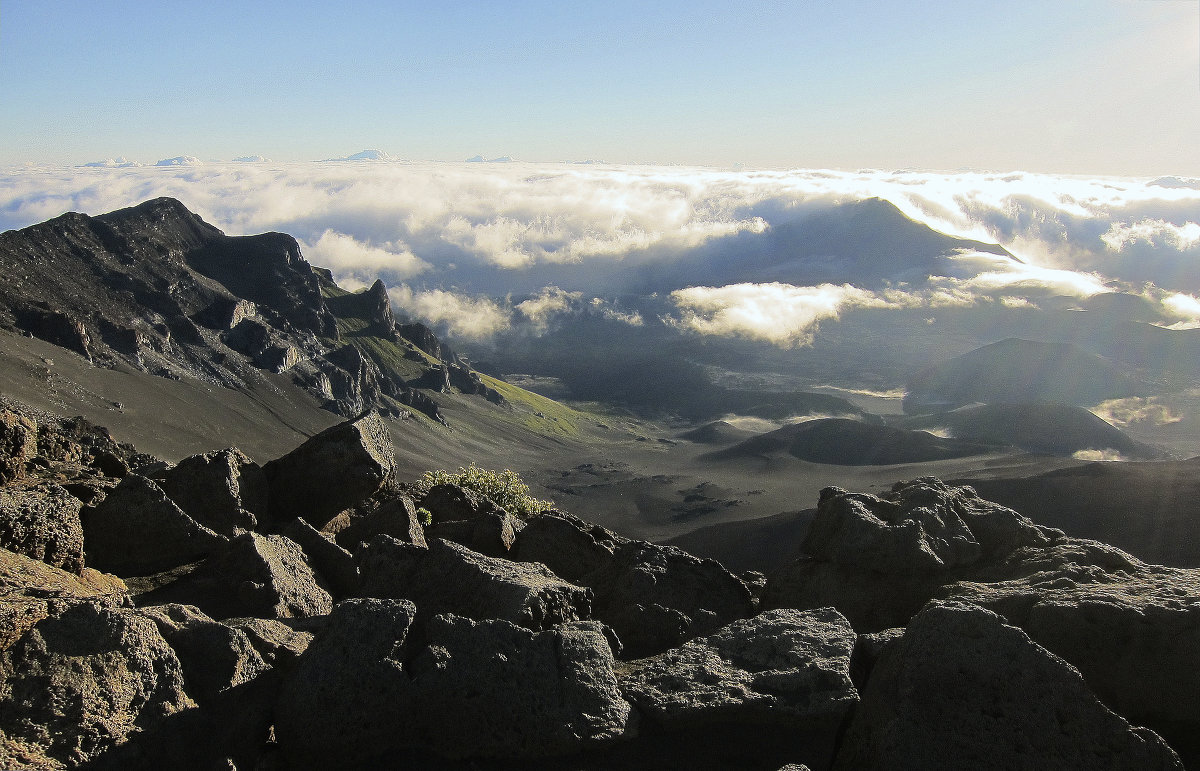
[263,411,396,530]
[763,478,1060,631]
[0,409,37,484]
[0,482,85,573]
[153,447,266,535]
[0,602,195,769]
[138,603,269,705]
[619,607,858,727]
[834,601,1182,770]
[82,474,227,576]
[143,533,332,620]
[331,494,427,551]
[417,482,503,524]
[426,508,523,558]
[513,510,627,582]
[0,546,129,650]
[942,540,1200,758]
[585,540,757,657]
[405,613,633,759]
[226,617,314,670]
[282,517,359,596]
[357,536,591,631]
[274,598,418,770]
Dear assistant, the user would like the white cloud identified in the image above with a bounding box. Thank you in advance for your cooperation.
[1102,219,1200,252]
[390,285,511,340]
[300,230,430,286]
[1091,397,1182,427]
[1072,449,1127,462]
[667,282,892,347]
[515,286,581,331]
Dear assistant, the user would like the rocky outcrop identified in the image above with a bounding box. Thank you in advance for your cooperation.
[513,510,627,581]
[357,536,592,631]
[82,474,227,576]
[0,410,37,485]
[152,447,267,536]
[330,494,427,551]
[282,517,359,596]
[0,602,195,769]
[262,411,396,530]
[142,533,332,620]
[763,477,1061,631]
[620,607,859,726]
[834,601,1182,769]
[0,483,85,573]
[0,546,128,650]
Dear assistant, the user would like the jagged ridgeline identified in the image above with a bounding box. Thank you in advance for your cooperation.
[0,197,501,424]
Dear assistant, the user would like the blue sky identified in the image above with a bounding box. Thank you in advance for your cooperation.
[1,0,1197,173]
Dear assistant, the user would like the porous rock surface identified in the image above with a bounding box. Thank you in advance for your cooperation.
[81,474,227,576]
[0,483,85,573]
[152,447,266,535]
[834,601,1183,770]
[357,535,591,631]
[0,410,37,485]
[0,602,195,769]
[619,606,859,726]
[143,532,332,620]
[262,410,396,529]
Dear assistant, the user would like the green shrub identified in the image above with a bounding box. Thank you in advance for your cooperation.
[415,507,433,527]
[413,464,553,520]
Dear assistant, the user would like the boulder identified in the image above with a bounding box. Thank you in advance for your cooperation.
[0,546,128,650]
[137,603,269,705]
[416,482,502,524]
[142,533,332,620]
[513,510,627,582]
[834,601,1183,770]
[763,478,1061,632]
[152,447,266,535]
[426,508,522,558]
[225,617,314,671]
[0,483,85,573]
[357,536,591,631]
[0,410,37,485]
[619,607,859,727]
[585,540,757,657]
[942,540,1200,761]
[263,411,396,530]
[81,474,227,576]
[330,494,427,551]
[403,613,633,759]
[0,602,195,768]
[274,598,418,770]
[282,517,359,596]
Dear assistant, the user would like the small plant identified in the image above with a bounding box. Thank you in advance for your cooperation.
[415,507,433,527]
[414,463,553,520]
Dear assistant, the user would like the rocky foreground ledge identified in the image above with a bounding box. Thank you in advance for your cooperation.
[0,405,1196,769]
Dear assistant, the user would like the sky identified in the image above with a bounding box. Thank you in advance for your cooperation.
[2,0,1198,174]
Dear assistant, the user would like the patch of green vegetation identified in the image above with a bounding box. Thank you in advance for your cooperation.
[480,374,590,437]
[321,284,351,300]
[414,464,553,520]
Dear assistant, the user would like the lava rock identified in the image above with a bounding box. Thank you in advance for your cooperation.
[153,447,267,536]
[834,601,1183,770]
[0,482,85,573]
[81,474,227,576]
[513,510,627,582]
[263,411,397,530]
[281,517,359,597]
[330,494,427,551]
[357,536,592,631]
[0,409,37,485]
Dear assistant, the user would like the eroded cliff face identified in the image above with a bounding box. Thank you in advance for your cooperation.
[0,198,497,423]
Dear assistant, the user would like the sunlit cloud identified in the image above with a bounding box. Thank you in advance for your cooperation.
[1102,219,1200,252]
[390,285,511,340]
[1091,397,1182,427]
[1072,449,1128,462]
[300,230,430,289]
[515,286,581,331]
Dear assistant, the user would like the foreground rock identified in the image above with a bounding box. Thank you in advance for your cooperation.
[763,478,1060,631]
[0,482,85,573]
[835,601,1182,769]
[0,546,128,650]
[0,603,195,769]
[0,410,37,485]
[141,532,332,620]
[357,536,591,630]
[943,540,1200,760]
[262,410,396,530]
[152,447,267,535]
[81,474,227,576]
[276,599,632,768]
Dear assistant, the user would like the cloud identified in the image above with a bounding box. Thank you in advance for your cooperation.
[515,286,582,331]
[1102,219,1200,252]
[1091,397,1182,427]
[300,230,430,288]
[390,285,511,339]
[1072,449,1127,462]
[667,282,892,347]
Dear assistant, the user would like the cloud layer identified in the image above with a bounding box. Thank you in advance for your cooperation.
[2,161,1198,340]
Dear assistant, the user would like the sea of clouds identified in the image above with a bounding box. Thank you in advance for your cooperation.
[2,159,1198,345]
